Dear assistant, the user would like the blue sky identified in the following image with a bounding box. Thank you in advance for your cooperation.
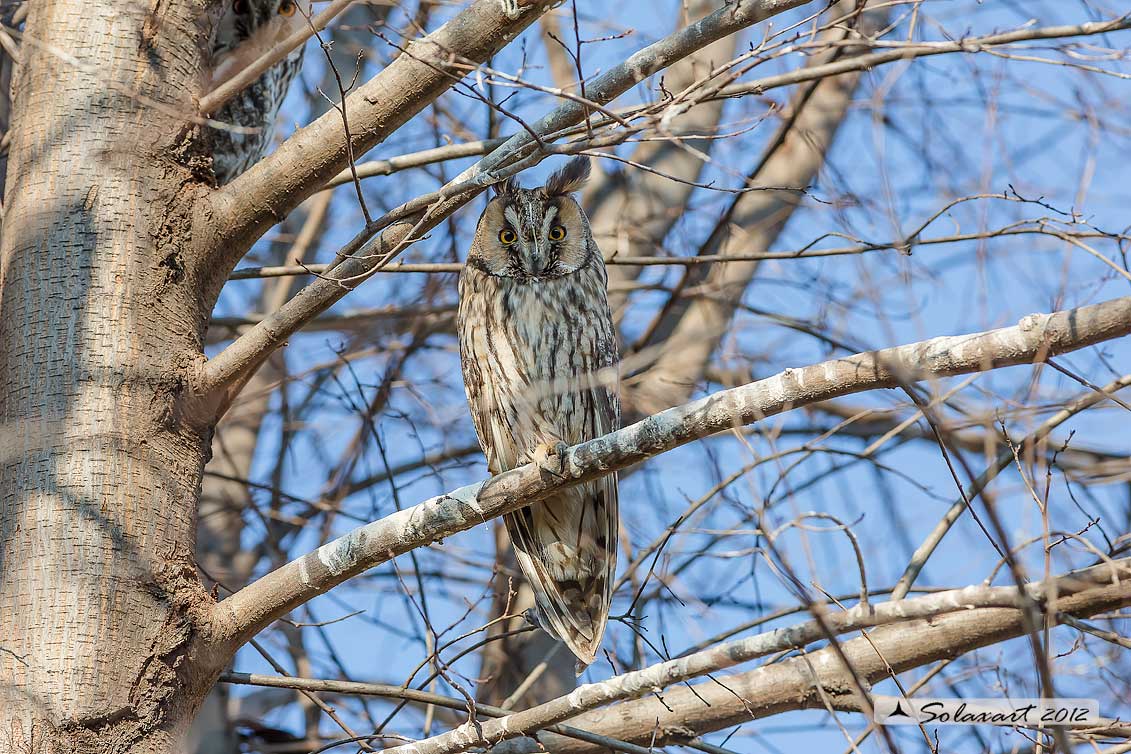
[208,2,1131,750]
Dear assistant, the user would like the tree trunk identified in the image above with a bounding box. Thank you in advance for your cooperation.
[0,2,219,751]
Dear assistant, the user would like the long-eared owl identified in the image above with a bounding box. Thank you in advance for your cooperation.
[457,157,620,666]
[207,0,306,185]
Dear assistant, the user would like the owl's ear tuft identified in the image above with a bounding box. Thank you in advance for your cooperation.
[493,175,521,199]
[543,156,590,197]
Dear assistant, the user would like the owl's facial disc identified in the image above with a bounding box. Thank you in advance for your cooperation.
[501,202,561,276]
[475,190,587,280]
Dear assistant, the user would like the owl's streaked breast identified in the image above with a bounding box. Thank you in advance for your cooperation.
[456,164,619,664]
[458,258,617,464]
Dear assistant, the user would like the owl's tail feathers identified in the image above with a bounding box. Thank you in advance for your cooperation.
[505,481,618,668]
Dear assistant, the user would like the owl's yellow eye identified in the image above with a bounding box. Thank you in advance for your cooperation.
[278,1,297,16]
[548,225,567,241]
[499,229,518,245]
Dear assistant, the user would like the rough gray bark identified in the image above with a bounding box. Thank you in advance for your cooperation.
[0,2,219,751]
[2,2,1125,751]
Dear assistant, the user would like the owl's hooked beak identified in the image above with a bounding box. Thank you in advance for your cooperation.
[527,236,550,275]
[515,228,551,277]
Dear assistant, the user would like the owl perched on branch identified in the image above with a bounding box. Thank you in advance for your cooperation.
[458,157,620,667]
[207,0,306,186]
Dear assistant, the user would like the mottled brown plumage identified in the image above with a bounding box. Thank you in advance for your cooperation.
[207,0,306,186]
[457,157,619,666]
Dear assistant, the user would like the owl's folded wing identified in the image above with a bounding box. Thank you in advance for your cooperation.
[505,376,619,667]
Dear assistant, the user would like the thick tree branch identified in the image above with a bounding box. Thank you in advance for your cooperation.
[219,559,1131,754]
[200,0,355,115]
[198,0,815,399]
[220,672,659,754]
[488,563,1131,753]
[195,0,553,279]
[213,295,1131,647]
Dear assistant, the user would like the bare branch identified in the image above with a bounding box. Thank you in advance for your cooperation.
[892,372,1131,600]
[213,295,1131,647]
[715,16,1131,102]
[198,0,817,399]
[629,0,879,414]
[489,564,1131,753]
[195,0,553,278]
[323,138,507,190]
[224,227,1124,279]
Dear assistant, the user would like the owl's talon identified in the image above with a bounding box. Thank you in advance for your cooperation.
[533,441,569,478]
[522,607,545,630]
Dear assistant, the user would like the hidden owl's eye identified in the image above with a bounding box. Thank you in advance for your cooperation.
[499,228,518,245]
[548,225,567,241]
[278,1,297,16]
[233,0,248,12]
